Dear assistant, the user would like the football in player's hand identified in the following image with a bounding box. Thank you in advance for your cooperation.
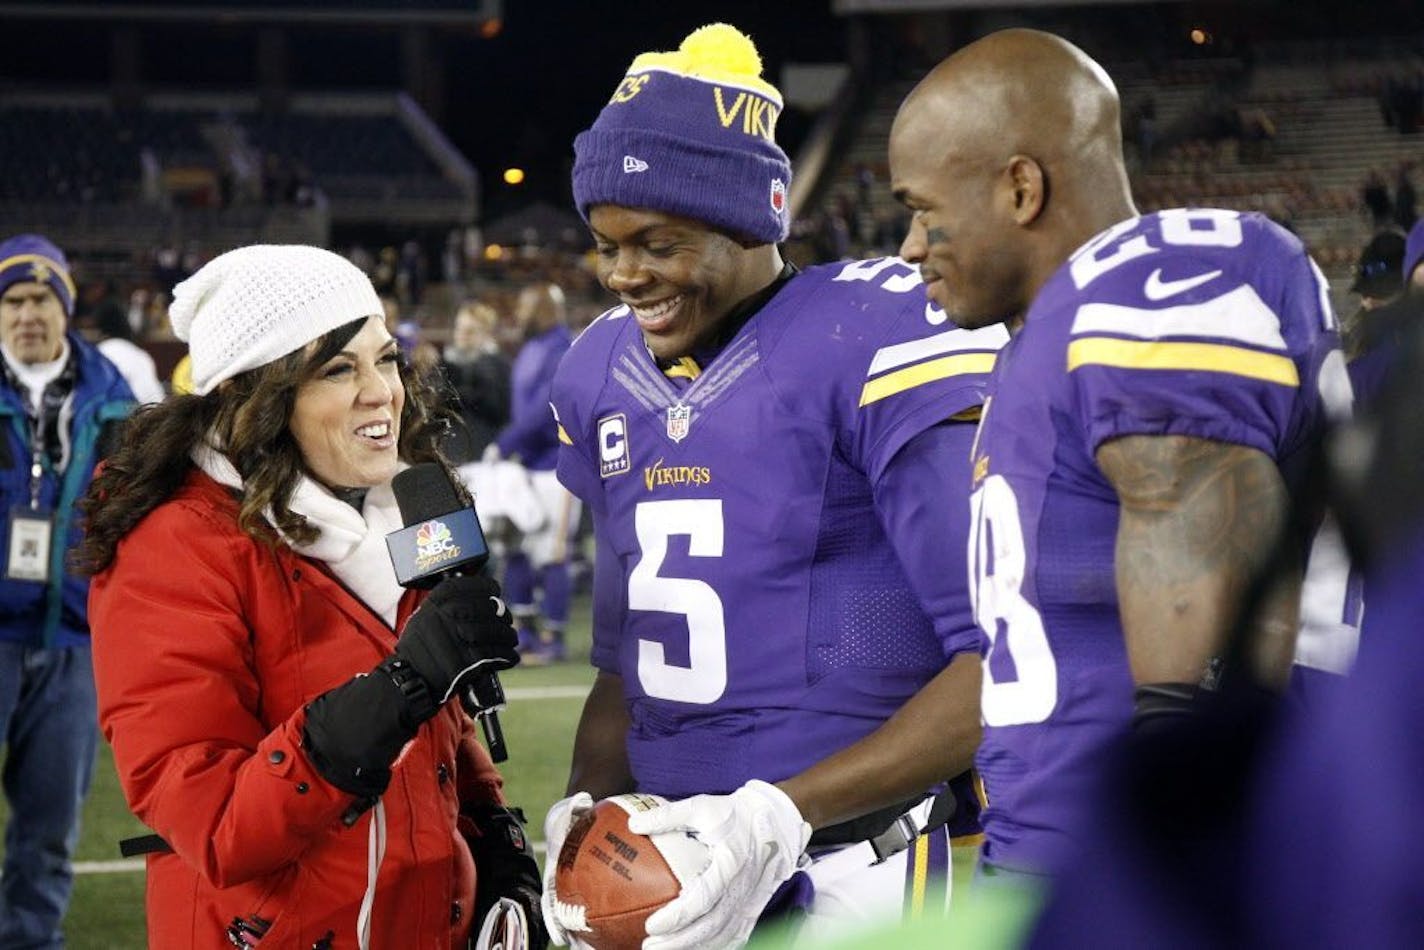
[551,793,710,950]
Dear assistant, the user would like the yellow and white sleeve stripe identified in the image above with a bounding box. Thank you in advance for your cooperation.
[1066,284,1299,387]
[860,324,1008,407]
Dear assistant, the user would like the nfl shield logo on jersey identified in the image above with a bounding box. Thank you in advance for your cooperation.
[666,403,691,443]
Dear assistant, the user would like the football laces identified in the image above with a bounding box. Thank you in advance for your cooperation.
[552,897,591,933]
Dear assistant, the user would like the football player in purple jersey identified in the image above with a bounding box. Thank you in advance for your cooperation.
[889,29,1349,880]
[537,23,1007,949]
[1024,294,1424,948]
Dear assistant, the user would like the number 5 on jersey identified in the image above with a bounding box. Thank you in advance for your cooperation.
[630,499,728,704]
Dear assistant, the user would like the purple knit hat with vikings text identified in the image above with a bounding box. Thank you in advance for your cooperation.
[572,23,792,244]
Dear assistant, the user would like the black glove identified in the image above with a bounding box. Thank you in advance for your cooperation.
[462,804,548,950]
[395,574,520,704]
[303,657,430,798]
[303,575,519,798]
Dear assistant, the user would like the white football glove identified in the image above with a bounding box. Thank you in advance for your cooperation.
[628,780,811,950]
[540,792,594,948]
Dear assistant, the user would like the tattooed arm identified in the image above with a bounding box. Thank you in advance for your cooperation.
[1096,435,1302,690]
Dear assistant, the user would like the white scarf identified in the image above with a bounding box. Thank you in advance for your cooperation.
[192,443,405,627]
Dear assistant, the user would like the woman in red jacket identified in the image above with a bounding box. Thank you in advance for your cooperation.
[79,245,544,949]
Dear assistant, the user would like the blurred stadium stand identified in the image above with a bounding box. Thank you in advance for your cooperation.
[796,12,1424,315]
[0,90,475,274]
[1,1,1421,334]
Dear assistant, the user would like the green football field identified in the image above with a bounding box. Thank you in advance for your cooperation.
[7,594,1037,948]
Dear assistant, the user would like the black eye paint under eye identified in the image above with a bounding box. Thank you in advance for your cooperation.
[926,226,950,246]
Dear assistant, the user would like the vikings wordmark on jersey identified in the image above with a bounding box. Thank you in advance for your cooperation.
[967,209,1349,874]
[551,258,1005,802]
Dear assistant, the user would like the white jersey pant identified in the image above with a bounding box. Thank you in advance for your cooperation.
[520,469,581,569]
[792,798,957,947]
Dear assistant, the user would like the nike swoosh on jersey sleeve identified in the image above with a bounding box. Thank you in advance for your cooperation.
[1066,284,1299,387]
[1143,267,1223,300]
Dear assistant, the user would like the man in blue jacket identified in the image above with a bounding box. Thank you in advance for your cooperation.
[0,233,133,946]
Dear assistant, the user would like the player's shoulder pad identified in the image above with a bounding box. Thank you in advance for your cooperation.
[551,303,633,421]
[1060,208,1314,313]
[766,257,945,352]
[769,258,1006,413]
[559,304,631,376]
[569,303,634,351]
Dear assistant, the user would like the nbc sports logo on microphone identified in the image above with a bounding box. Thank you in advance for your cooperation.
[414,519,461,571]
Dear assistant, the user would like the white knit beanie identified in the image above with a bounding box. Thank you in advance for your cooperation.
[169,244,384,395]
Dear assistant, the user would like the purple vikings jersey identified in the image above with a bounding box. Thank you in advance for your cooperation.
[968,210,1346,874]
[497,324,574,471]
[551,258,1005,803]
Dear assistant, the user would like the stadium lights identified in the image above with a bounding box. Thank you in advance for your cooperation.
[503,167,526,185]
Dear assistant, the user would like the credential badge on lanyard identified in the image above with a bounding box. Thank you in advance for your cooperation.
[6,434,53,583]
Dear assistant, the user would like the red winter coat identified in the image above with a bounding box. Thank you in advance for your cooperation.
[90,469,504,949]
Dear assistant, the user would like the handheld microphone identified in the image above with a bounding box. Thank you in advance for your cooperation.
[387,462,508,762]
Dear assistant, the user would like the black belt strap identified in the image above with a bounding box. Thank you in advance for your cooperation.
[119,833,172,857]
[867,788,958,865]
[808,794,922,848]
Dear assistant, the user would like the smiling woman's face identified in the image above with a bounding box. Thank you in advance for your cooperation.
[289,316,404,490]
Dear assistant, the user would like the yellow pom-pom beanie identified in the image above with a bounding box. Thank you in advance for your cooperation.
[571,23,791,244]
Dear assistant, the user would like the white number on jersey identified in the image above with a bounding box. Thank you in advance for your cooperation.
[1070,209,1244,291]
[968,475,1058,725]
[832,256,947,323]
[629,499,728,704]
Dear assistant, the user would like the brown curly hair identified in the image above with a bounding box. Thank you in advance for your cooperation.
[76,317,464,574]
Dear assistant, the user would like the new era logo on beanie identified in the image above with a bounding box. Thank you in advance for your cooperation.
[169,244,383,395]
[0,234,76,317]
[572,23,793,245]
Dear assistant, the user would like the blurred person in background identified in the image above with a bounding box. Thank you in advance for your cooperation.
[1361,169,1393,229]
[441,300,511,465]
[493,281,576,664]
[1343,230,1406,357]
[0,233,135,947]
[126,287,150,338]
[1406,217,1424,293]
[1344,229,1410,406]
[79,245,543,950]
[1394,163,1418,231]
[397,240,427,308]
[92,300,166,404]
